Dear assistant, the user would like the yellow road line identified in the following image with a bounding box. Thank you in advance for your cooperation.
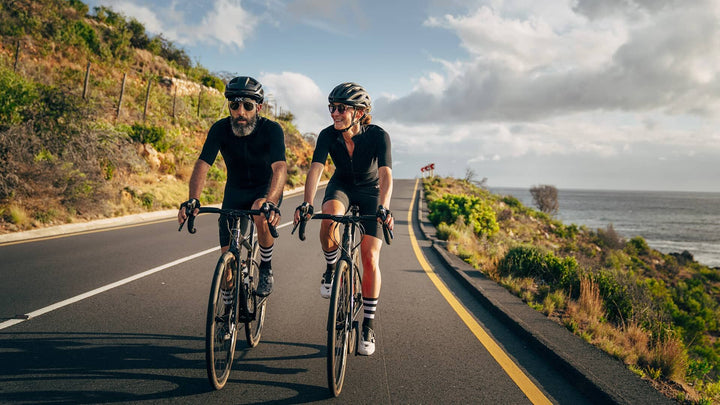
[408,178,552,405]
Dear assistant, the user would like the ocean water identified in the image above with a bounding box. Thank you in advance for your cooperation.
[490,187,720,268]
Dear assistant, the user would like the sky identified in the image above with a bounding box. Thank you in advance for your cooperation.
[82,0,720,192]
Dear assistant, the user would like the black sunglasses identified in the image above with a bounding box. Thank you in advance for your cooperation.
[328,104,353,114]
[230,100,256,112]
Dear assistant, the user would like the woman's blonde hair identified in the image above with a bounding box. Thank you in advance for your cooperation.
[360,112,372,125]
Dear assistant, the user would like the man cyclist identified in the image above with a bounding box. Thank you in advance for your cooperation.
[293,82,393,356]
[178,76,287,297]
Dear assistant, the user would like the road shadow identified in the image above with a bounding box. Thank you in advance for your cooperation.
[0,331,332,404]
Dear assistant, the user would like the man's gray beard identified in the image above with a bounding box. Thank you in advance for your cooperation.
[231,114,258,137]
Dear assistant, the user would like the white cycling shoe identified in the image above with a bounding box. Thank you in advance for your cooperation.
[357,327,375,356]
[320,270,333,299]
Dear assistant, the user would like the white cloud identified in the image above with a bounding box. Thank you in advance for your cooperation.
[192,0,257,48]
[258,72,327,134]
[108,1,164,33]
[379,0,720,123]
[97,0,257,48]
[373,0,720,185]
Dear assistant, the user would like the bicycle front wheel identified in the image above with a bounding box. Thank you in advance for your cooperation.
[244,241,266,347]
[327,258,351,397]
[206,251,238,390]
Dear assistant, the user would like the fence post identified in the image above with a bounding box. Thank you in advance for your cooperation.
[143,77,152,122]
[116,73,127,121]
[172,82,178,121]
[82,61,91,100]
[197,88,202,118]
[13,40,20,72]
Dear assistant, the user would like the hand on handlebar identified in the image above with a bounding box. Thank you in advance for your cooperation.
[293,202,314,225]
[260,201,281,226]
[178,198,200,231]
[292,202,313,241]
[260,201,281,238]
[376,205,394,242]
[376,205,394,230]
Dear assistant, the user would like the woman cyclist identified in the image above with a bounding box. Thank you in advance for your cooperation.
[294,82,394,356]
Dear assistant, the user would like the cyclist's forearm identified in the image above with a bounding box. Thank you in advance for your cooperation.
[378,166,393,208]
[189,160,211,199]
[303,162,324,204]
[267,161,287,205]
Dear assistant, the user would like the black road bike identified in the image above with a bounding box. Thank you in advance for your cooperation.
[180,206,278,390]
[294,205,392,396]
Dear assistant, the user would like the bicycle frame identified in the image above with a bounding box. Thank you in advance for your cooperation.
[180,206,273,389]
[335,207,364,331]
[300,204,391,396]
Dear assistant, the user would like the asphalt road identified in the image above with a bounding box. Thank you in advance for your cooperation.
[0,179,597,404]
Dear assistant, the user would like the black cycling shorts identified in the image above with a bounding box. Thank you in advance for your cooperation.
[323,180,381,239]
[218,184,283,247]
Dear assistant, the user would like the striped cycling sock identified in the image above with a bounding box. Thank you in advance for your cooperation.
[363,297,378,330]
[259,244,273,268]
[324,248,339,271]
[222,289,233,305]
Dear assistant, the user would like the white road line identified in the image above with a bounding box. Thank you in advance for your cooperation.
[0,247,219,331]
[0,220,295,331]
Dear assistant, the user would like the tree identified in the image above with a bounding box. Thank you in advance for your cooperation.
[530,184,559,215]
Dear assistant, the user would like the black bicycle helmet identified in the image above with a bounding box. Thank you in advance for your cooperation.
[224,76,264,103]
[328,82,371,110]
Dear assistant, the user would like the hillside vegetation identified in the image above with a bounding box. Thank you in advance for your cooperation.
[0,0,320,233]
[424,176,720,404]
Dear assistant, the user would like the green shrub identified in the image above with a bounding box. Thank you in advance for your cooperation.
[140,192,154,209]
[127,123,170,152]
[207,165,227,182]
[498,245,579,289]
[0,66,38,127]
[593,271,635,324]
[626,236,650,255]
[427,193,499,237]
[502,195,522,208]
[201,75,225,92]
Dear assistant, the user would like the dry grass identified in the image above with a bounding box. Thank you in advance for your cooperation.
[641,336,688,383]
[5,204,30,228]
[567,277,605,322]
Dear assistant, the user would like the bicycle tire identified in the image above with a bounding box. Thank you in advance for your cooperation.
[349,249,363,355]
[206,251,239,390]
[327,258,351,397]
[244,241,266,347]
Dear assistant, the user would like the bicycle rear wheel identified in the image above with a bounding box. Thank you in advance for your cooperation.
[206,251,238,390]
[327,258,351,397]
[244,241,266,347]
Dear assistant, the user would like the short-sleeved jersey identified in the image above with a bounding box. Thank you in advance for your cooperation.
[199,116,286,189]
[311,124,391,187]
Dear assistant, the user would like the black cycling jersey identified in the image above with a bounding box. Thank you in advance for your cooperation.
[312,124,391,187]
[199,116,286,190]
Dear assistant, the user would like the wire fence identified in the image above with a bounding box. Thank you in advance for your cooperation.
[7,38,231,127]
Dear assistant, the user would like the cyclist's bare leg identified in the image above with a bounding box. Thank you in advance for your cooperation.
[358,234,382,355]
[219,245,232,288]
[360,235,382,298]
[252,198,274,248]
[319,199,344,251]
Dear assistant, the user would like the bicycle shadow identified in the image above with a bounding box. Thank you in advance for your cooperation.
[0,331,331,404]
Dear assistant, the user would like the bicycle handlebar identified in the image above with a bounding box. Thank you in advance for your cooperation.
[179,206,279,238]
[293,213,393,245]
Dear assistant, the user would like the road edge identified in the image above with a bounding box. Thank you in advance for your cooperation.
[413,182,676,405]
[0,183,313,244]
